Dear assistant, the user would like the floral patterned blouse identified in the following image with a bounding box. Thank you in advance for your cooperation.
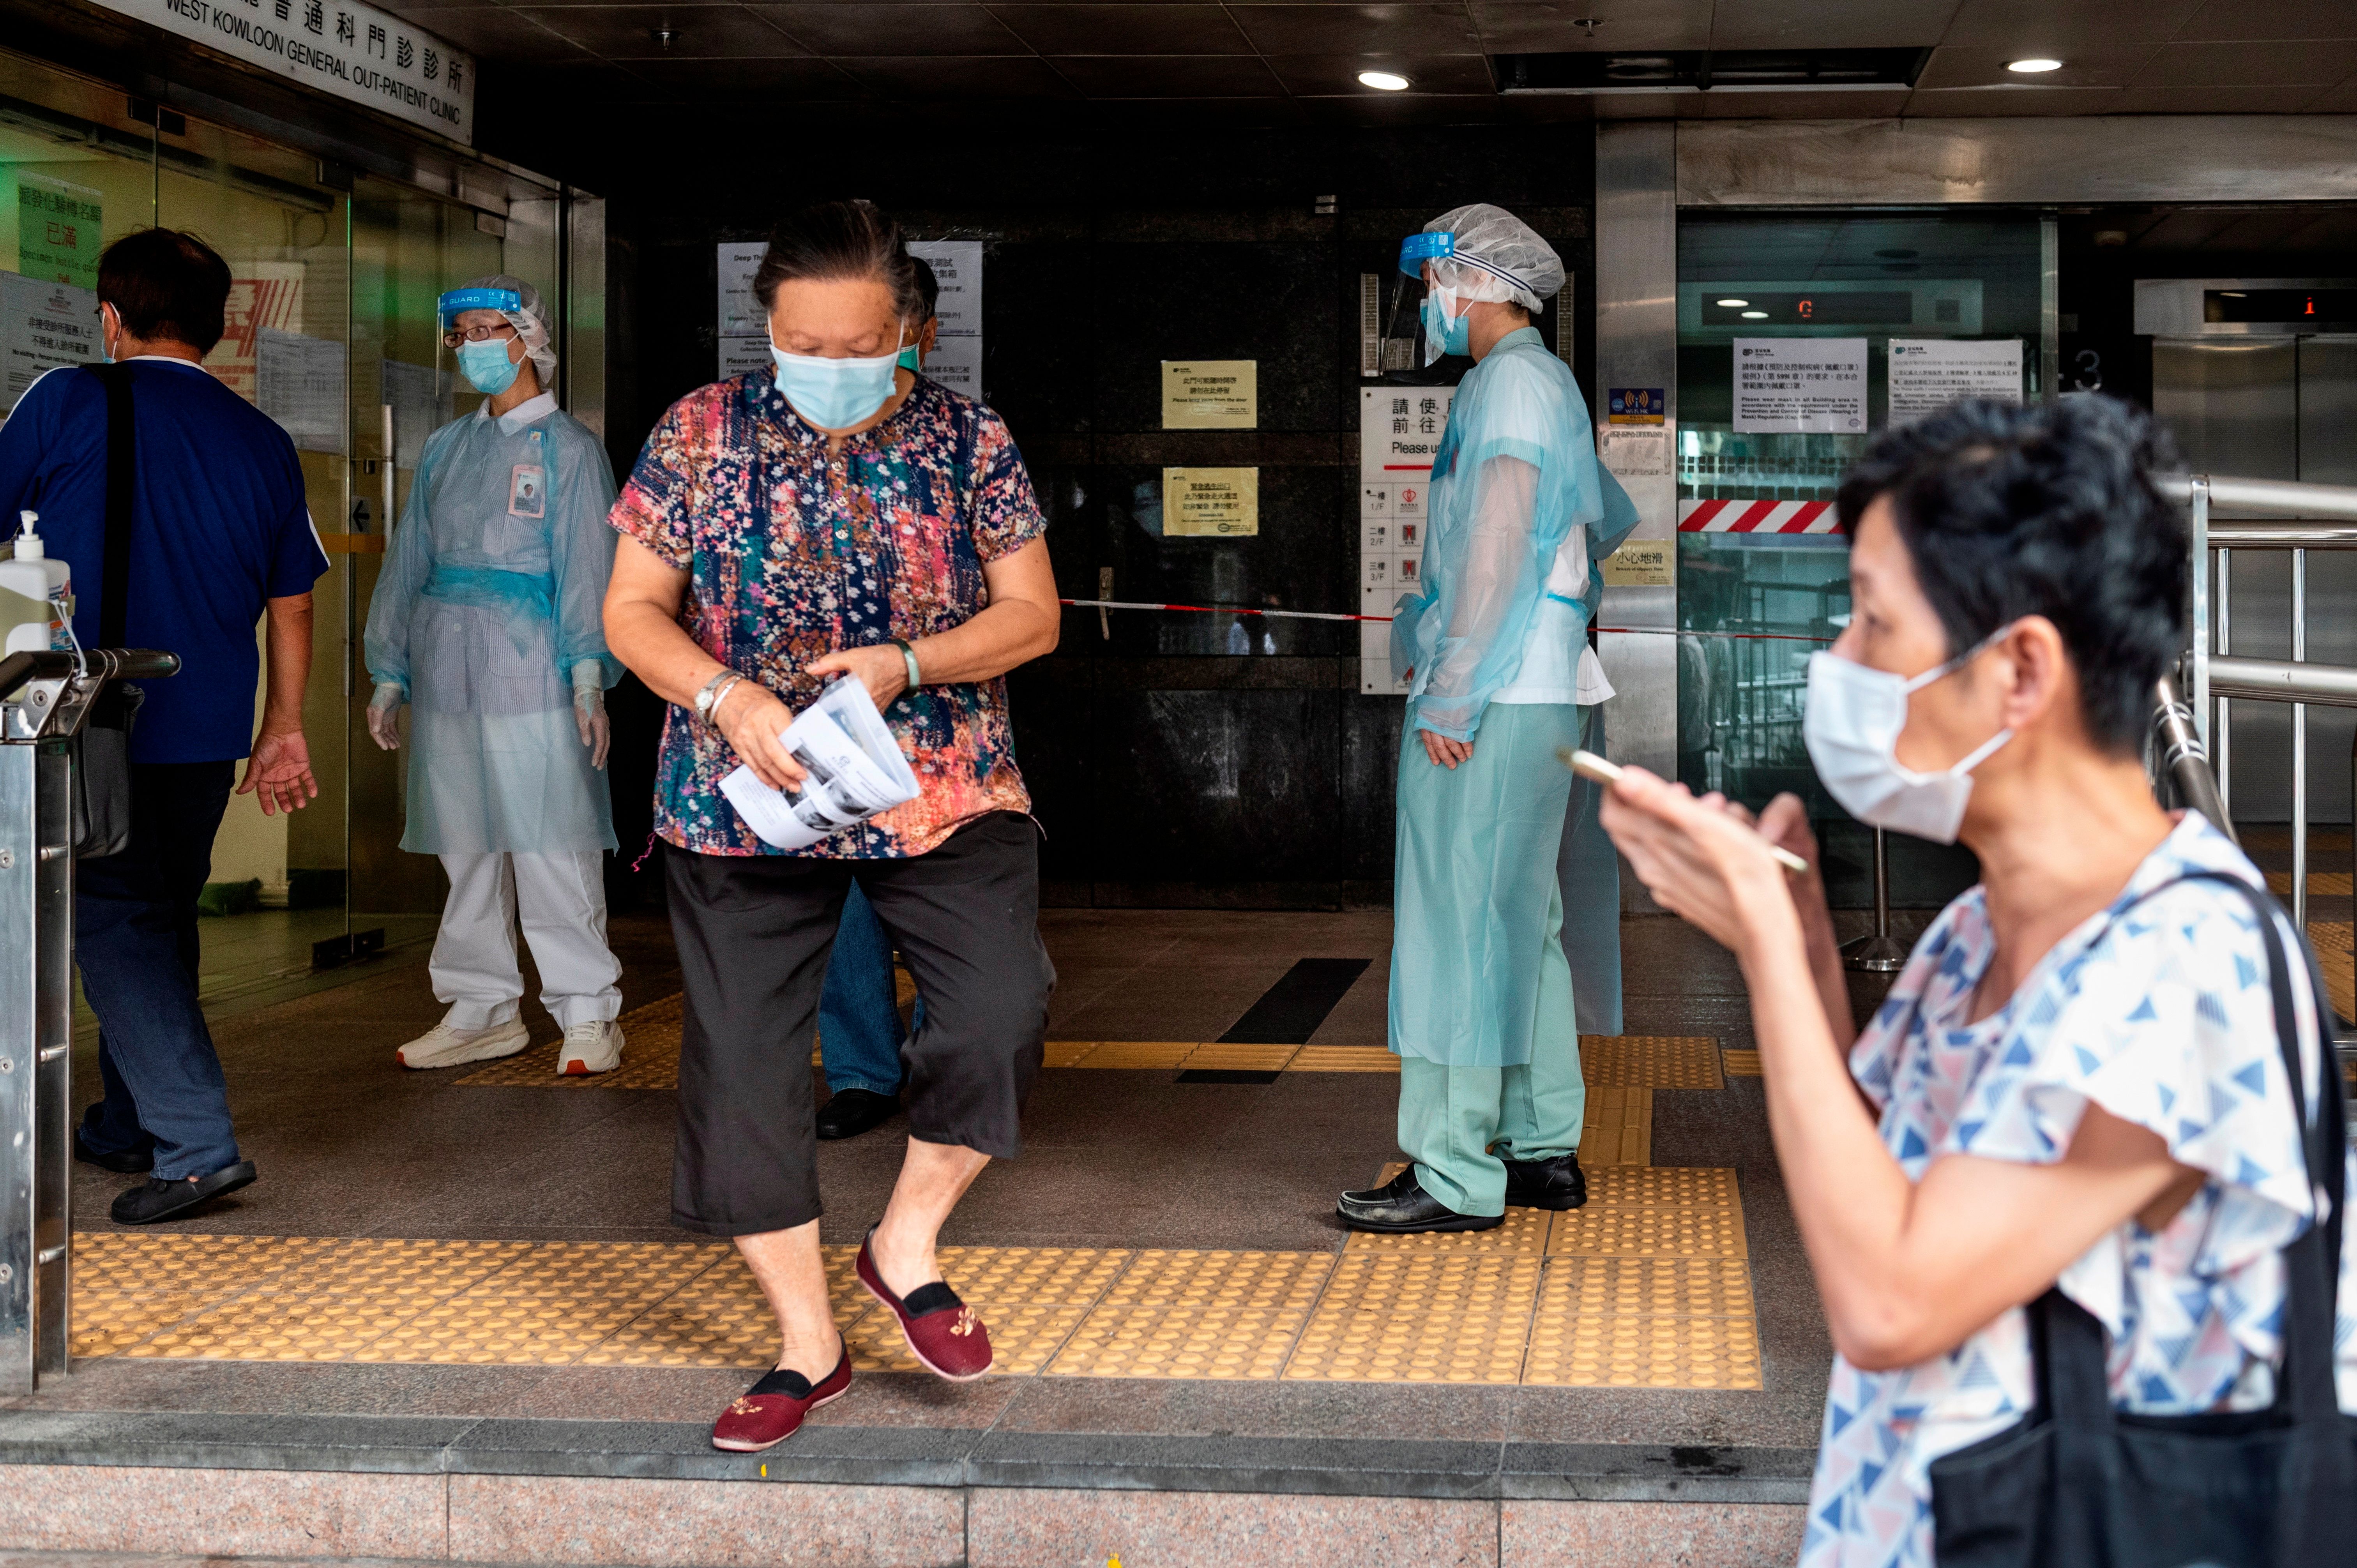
[1803,812,2357,1568]
[610,369,1046,858]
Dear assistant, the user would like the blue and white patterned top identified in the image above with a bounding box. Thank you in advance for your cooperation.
[1802,812,2357,1568]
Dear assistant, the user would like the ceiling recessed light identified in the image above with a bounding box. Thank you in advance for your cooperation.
[2005,57,2063,73]
[1357,70,1412,91]
[1716,298,1749,307]
[1741,310,1769,319]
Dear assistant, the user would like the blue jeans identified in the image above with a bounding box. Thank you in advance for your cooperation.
[75,761,242,1180]
[818,881,919,1097]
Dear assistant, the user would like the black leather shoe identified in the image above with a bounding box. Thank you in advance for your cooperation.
[816,1089,900,1141]
[1502,1150,1587,1211]
[1336,1168,1503,1234]
[75,1135,154,1174]
[111,1160,257,1225]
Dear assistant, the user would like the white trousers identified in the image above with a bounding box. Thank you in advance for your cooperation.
[431,851,622,1030]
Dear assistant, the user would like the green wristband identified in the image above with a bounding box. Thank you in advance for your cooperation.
[889,637,921,689]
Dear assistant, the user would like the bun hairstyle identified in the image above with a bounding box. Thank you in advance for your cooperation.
[752,199,923,324]
[1835,396,2188,756]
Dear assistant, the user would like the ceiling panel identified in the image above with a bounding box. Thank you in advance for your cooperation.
[2110,85,2327,112]
[1707,0,1959,51]
[1901,84,2126,115]
[1296,90,1498,122]
[1937,0,2203,49]
[2309,76,2357,112]
[1050,54,1288,94]
[513,5,808,57]
[2132,39,2357,87]
[1226,5,1484,56]
[833,54,1084,93]
[988,5,1256,54]
[618,55,866,93]
[392,6,594,60]
[2174,0,2357,42]
[1262,51,1493,92]
[1088,96,1310,125]
[1700,86,1909,116]
[755,3,1028,53]
[1914,44,2159,90]
[1468,0,1711,53]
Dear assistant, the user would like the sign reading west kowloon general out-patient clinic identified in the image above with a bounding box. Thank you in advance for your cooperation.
[86,0,475,143]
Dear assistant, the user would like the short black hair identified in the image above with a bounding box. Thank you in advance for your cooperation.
[97,228,232,354]
[911,256,940,322]
[753,200,923,322]
[1834,396,2186,755]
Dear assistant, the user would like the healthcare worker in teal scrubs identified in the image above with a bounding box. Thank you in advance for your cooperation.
[364,276,627,1077]
[1339,205,1639,1234]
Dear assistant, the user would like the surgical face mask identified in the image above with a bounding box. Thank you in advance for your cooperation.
[458,337,522,396]
[896,344,921,373]
[1420,288,1469,364]
[770,334,904,431]
[1801,628,2015,846]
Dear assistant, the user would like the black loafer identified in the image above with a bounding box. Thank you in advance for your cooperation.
[816,1088,900,1141]
[1502,1150,1587,1211]
[1336,1167,1502,1234]
[111,1160,257,1225]
[75,1135,154,1174]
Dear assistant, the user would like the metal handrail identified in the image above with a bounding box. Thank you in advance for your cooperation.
[2159,473,2357,523]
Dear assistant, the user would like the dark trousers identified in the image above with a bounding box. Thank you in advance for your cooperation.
[75,760,241,1180]
[665,811,1055,1237]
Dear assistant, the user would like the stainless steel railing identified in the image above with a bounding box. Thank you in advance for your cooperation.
[2175,473,2357,958]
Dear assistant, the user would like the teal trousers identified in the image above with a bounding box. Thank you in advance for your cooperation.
[1391,701,1588,1217]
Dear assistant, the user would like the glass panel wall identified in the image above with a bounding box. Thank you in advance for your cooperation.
[1674,212,2046,902]
[0,43,578,989]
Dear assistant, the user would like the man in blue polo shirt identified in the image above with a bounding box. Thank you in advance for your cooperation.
[0,228,329,1224]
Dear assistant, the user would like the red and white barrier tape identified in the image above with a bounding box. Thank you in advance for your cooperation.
[1057,600,1830,644]
[1677,498,1843,535]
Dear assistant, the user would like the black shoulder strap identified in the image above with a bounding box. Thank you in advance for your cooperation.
[88,362,135,650]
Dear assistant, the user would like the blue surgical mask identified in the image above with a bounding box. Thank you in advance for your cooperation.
[1421,288,1469,363]
[770,338,903,431]
[457,337,521,396]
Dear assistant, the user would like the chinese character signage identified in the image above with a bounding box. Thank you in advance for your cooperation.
[2,274,102,411]
[83,0,475,143]
[1605,386,1664,425]
[17,174,104,291]
[1358,385,1455,695]
[1161,361,1256,429]
[1732,338,1866,434]
[1161,467,1258,537]
[1887,338,2023,427]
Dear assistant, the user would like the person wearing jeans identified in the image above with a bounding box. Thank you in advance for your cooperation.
[815,882,924,1140]
[0,229,326,1224]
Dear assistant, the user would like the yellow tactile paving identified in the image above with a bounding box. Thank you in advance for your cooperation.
[1067,1041,1199,1070]
[1285,1046,1399,1073]
[1042,1040,1101,1068]
[2314,922,2353,1019]
[453,993,689,1088]
[1579,1035,1724,1089]
[1549,1202,1748,1259]
[2267,870,2352,896]
[1722,1049,1763,1077]
[64,1201,1761,1388]
[1180,1043,1303,1071]
[1049,1303,1308,1379]
[1580,1086,1652,1167]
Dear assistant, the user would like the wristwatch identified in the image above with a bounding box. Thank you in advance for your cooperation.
[693,670,743,727]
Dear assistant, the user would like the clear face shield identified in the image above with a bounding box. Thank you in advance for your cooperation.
[1391,230,1463,369]
[436,285,526,401]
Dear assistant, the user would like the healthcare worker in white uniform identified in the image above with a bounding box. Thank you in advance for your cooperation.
[363,276,627,1075]
[1340,205,1638,1233]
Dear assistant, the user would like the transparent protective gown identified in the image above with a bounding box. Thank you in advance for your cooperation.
[364,402,622,854]
[1389,328,1637,739]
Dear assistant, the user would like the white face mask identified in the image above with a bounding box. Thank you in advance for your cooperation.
[1801,628,2014,845]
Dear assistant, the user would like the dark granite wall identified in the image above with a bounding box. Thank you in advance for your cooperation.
[594,125,1597,908]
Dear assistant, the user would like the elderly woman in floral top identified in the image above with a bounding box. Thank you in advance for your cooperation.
[604,201,1060,1453]
[1597,397,2357,1567]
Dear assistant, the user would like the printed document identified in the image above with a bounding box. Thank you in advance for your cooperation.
[718,678,919,849]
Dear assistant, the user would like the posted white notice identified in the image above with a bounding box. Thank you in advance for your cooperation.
[1733,338,1866,434]
[719,679,919,851]
[906,240,983,397]
[1887,338,2023,426]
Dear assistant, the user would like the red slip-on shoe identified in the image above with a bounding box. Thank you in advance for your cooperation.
[710,1348,852,1452]
[856,1229,993,1381]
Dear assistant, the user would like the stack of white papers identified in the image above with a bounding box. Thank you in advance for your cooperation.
[718,678,921,849]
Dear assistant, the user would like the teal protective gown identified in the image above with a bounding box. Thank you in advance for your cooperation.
[1385,327,1638,1068]
[363,399,622,855]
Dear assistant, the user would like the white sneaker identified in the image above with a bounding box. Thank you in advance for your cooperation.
[396,1017,529,1070]
[557,1019,624,1076]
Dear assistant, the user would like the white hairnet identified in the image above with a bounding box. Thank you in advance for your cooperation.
[1422,204,1564,313]
[454,273,557,386]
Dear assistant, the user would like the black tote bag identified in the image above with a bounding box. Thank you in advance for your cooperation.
[1928,871,2357,1568]
[70,361,145,860]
